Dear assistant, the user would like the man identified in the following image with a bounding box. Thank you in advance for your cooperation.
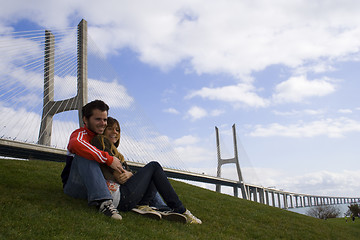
[61,100,124,220]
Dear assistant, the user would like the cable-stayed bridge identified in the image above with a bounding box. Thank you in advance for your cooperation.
[1,20,358,209]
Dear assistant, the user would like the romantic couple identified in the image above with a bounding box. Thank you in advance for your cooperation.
[60,100,202,224]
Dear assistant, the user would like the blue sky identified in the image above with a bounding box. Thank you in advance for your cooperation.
[1,0,360,198]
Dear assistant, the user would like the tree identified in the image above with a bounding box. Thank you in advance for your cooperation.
[306,205,341,219]
[345,203,360,217]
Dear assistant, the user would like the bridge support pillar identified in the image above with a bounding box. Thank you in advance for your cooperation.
[271,192,276,207]
[277,193,281,208]
[253,188,258,202]
[289,195,294,208]
[283,194,288,209]
[264,190,270,205]
[233,186,238,198]
[259,188,265,204]
[38,19,88,146]
[38,30,55,146]
[215,124,248,200]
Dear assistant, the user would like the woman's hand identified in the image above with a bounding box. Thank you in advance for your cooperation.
[114,170,133,184]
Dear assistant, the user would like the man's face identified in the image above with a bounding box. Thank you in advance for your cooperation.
[83,109,108,135]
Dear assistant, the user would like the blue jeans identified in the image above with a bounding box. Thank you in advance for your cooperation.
[119,161,185,213]
[150,192,171,211]
[63,155,112,205]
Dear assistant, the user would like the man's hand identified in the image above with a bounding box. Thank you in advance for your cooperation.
[109,157,125,174]
[114,170,133,184]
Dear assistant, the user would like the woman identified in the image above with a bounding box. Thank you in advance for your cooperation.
[91,117,202,224]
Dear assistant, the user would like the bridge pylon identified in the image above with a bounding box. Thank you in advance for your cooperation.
[38,19,88,146]
[215,124,249,200]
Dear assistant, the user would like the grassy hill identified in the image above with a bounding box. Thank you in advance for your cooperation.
[1,159,359,240]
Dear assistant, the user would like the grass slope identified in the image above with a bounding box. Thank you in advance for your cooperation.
[0,159,359,240]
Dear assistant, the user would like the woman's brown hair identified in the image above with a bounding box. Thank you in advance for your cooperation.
[106,116,121,147]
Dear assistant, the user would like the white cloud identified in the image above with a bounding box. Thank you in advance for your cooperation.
[174,145,214,164]
[0,0,80,28]
[210,109,225,117]
[294,62,336,75]
[174,135,199,146]
[303,109,327,115]
[249,117,360,138]
[3,0,360,79]
[278,170,360,197]
[0,104,40,143]
[186,106,207,121]
[88,78,134,109]
[338,108,353,114]
[163,107,180,114]
[273,109,326,116]
[272,75,337,103]
[17,93,42,108]
[171,134,216,167]
[54,75,77,99]
[0,102,78,148]
[51,118,79,148]
[0,52,43,92]
[255,168,360,197]
[118,131,190,170]
[186,83,269,108]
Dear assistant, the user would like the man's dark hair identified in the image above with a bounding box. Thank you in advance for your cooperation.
[82,100,109,119]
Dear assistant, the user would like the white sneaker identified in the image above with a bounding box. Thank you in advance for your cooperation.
[183,209,202,224]
[99,200,122,220]
[131,205,162,220]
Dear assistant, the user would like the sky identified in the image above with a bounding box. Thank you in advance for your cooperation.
[1,0,360,198]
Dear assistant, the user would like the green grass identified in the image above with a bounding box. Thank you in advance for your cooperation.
[1,159,359,240]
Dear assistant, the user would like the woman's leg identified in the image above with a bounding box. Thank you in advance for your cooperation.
[118,164,156,211]
[150,192,171,211]
[119,161,185,213]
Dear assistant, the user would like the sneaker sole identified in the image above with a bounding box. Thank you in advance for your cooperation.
[131,208,162,220]
[160,212,187,223]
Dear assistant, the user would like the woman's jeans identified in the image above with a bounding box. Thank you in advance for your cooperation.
[119,161,185,213]
[63,155,112,205]
[150,192,171,211]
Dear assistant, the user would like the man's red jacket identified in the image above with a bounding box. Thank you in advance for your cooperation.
[67,126,114,166]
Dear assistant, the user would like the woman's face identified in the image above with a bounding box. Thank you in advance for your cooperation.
[104,123,120,144]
